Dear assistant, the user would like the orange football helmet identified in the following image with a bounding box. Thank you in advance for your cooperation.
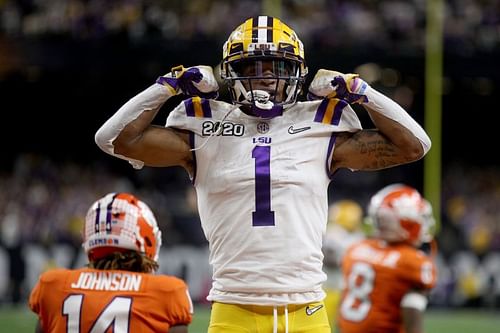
[83,193,162,262]
[368,184,435,246]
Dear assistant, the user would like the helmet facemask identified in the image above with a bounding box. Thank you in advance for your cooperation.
[225,57,304,116]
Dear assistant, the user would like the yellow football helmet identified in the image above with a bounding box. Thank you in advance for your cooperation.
[328,200,363,232]
[221,16,307,116]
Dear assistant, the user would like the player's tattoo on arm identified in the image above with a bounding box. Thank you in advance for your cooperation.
[350,130,414,170]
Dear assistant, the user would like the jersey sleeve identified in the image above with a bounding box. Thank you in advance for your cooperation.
[400,250,437,290]
[28,268,68,330]
[28,279,41,315]
[28,269,65,314]
[160,277,194,326]
[311,98,362,132]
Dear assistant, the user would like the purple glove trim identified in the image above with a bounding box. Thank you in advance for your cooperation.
[250,104,283,118]
[177,67,203,95]
[331,76,369,104]
[156,67,218,99]
[156,76,178,90]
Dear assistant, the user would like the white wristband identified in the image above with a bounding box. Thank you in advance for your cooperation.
[364,86,431,154]
[400,292,428,311]
[95,83,173,169]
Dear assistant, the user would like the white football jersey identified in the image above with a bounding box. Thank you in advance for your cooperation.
[166,97,362,305]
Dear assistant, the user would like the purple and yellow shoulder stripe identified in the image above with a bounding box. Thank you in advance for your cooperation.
[314,98,348,125]
[183,96,212,118]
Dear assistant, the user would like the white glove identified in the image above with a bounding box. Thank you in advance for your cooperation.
[308,69,369,104]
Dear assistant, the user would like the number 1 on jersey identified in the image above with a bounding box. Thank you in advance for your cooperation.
[252,146,275,226]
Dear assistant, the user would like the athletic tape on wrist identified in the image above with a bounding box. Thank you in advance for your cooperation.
[400,292,428,311]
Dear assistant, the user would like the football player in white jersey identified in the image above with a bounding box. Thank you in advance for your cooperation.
[95,16,431,333]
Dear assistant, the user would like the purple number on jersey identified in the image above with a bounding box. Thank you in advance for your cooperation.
[252,146,275,226]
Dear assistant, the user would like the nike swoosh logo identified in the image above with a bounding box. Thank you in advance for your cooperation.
[305,304,324,316]
[288,125,311,134]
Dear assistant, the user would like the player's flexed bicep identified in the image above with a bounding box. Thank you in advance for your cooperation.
[114,120,193,170]
[95,65,218,172]
[309,69,431,173]
[331,128,411,172]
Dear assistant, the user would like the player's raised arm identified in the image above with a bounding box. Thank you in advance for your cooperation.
[308,69,431,172]
[95,65,219,170]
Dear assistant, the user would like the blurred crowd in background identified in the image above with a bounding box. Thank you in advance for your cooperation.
[0,0,499,310]
[1,0,499,56]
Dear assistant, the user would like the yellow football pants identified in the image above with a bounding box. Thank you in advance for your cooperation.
[208,301,331,332]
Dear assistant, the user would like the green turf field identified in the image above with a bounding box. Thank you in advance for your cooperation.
[1,305,499,333]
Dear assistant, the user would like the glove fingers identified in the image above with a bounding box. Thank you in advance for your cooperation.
[179,67,203,83]
[157,65,219,98]
[308,69,369,104]
[331,76,348,96]
[192,66,219,93]
[308,69,342,97]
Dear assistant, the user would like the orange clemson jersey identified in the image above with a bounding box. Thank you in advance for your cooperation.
[338,239,437,333]
[29,268,193,333]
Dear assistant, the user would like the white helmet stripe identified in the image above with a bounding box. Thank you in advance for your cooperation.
[257,16,271,42]
[222,16,307,115]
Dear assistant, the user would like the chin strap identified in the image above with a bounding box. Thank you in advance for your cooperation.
[250,104,283,118]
